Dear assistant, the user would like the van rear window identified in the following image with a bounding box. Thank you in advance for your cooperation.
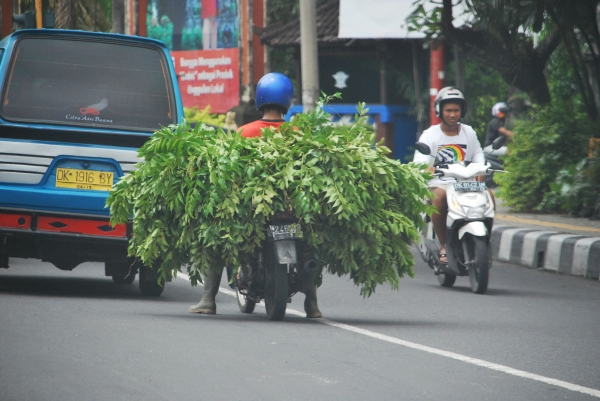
[1,37,175,131]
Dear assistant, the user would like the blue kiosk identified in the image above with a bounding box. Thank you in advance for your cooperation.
[286,104,418,162]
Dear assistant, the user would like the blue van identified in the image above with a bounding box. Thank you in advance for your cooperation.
[0,29,183,295]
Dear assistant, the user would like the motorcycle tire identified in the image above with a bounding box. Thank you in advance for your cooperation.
[264,262,288,321]
[437,273,456,287]
[138,265,165,297]
[228,267,256,314]
[236,290,256,314]
[463,235,490,294]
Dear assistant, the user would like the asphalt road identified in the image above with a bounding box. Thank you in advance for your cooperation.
[1,248,599,401]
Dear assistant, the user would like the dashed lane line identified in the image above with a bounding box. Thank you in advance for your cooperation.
[178,273,600,398]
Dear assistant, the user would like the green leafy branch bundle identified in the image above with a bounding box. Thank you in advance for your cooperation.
[107,95,432,296]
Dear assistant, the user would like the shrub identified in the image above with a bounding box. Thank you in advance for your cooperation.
[495,98,595,212]
[550,150,600,219]
[184,106,226,127]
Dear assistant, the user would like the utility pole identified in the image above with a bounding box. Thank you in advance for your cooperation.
[35,0,41,28]
[299,0,319,112]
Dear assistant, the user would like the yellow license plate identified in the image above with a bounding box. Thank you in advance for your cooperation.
[55,168,114,191]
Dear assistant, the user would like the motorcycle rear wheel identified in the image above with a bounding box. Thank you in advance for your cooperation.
[464,235,490,294]
[264,263,288,321]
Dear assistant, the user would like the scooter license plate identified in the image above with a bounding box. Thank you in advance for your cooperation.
[454,181,486,192]
[267,223,303,241]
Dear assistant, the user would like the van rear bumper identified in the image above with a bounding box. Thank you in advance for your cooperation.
[0,209,130,269]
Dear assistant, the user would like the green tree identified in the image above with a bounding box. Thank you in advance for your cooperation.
[409,0,600,120]
[408,0,561,105]
[52,0,112,31]
[510,0,600,119]
[495,44,600,212]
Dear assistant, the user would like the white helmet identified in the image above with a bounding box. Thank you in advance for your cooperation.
[434,87,467,118]
[492,102,512,117]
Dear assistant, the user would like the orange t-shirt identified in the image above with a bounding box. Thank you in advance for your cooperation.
[238,119,285,138]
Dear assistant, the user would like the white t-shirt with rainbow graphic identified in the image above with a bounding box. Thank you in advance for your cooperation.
[413,123,484,186]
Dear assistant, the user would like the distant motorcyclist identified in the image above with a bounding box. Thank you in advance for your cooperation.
[189,72,323,318]
[413,87,484,265]
[484,102,514,147]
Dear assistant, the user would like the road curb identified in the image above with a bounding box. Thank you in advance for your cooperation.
[491,225,600,280]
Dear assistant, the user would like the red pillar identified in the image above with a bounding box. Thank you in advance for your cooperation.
[252,0,265,85]
[2,0,12,38]
[430,41,444,125]
[138,0,147,36]
[241,0,250,88]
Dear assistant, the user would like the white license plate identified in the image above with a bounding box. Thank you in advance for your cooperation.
[267,223,303,241]
[454,181,486,192]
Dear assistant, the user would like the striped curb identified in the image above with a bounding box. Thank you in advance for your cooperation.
[491,225,600,280]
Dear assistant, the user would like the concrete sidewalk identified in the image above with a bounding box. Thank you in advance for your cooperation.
[491,199,600,280]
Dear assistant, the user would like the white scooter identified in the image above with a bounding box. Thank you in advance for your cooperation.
[415,138,504,294]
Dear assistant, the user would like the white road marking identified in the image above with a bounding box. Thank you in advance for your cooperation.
[178,273,600,398]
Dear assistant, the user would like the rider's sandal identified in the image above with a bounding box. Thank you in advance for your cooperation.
[438,253,448,265]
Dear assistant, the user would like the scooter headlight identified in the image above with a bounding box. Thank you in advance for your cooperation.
[450,195,463,213]
[465,205,485,219]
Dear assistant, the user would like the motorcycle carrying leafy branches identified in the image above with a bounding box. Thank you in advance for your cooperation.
[107,95,433,320]
[227,212,318,320]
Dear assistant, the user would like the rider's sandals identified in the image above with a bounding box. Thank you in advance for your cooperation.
[438,253,448,265]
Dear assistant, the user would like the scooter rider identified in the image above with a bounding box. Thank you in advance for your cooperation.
[189,72,323,318]
[484,102,514,147]
[413,87,484,265]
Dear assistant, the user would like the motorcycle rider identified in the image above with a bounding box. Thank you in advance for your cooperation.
[484,102,514,147]
[413,87,484,265]
[189,72,323,318]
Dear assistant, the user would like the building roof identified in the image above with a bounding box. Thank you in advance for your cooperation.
[256,0,342,47]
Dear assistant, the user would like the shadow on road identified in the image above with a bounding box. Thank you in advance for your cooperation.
[0,274,154,300]
[139,310,449,328]
[423,282,562,298]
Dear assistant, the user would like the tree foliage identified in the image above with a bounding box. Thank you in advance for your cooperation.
[407,0,560,105]
[51,0,112,31]
[495,41,600,213]
[495,97,597,211]
[408,0,600,119]
[107,96,433,296]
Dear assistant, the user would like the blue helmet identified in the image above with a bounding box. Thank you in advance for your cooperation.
[255,72,294,114]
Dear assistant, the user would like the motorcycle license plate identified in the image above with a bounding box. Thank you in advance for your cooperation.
[267,223,303,241]
[454,181,486,192]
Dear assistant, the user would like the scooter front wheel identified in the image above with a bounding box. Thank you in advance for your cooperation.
[464,235,490,294]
